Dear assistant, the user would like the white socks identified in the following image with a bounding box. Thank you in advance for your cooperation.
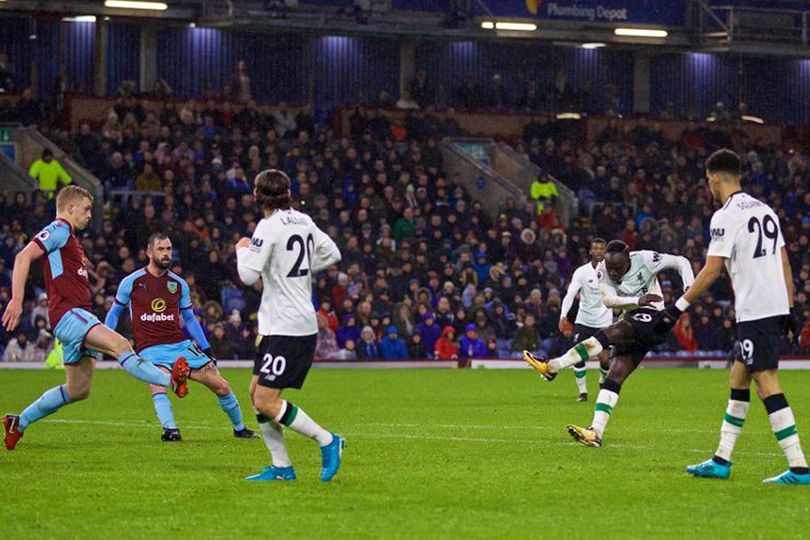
[549,337,604,373]
[275,400,334,447]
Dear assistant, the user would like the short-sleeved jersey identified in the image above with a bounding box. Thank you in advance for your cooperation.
[32,218,92,327]
[560,261,612,328]
[707,191,789,322]
[599,250,695,316]
[115,268,191,352]
[237,208,341,336]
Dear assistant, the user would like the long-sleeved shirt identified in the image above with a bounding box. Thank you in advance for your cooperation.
[236,208,341,336]
[560,260,613,328]
[599,250,695,315]
[28,158,72,192]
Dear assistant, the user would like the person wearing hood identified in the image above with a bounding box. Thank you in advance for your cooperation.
[357,326,380,359]
[408,330,427,359]
[415,312,442,359]
[335,313,360,349]
[434,326,459,360]
[459,323,487,360]
[380,326,409,359]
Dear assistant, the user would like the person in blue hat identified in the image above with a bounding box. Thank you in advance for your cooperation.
[459,323,487,360]
[380,325,409,359]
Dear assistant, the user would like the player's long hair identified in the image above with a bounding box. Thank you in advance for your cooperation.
[254,169,292,213]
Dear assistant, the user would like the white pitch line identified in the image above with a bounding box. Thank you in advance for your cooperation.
[42,418,783,457]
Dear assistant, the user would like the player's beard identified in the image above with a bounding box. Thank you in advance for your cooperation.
[154,257,171,271]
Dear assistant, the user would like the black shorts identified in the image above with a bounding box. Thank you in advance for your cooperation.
[253,334,317,389]
[573,324,602,343]
[612,308,669,366]
[735,316,784,373]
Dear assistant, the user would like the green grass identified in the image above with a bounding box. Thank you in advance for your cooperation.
[2,367,810,539]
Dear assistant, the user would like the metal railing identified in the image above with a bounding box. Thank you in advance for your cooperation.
[701,3,810,46]
[440,137,526,220]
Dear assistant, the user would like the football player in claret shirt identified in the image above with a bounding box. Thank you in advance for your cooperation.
[2,186,189,451]
[106,233,255,442]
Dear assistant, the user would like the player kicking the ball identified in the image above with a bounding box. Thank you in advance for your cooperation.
[236,169,345,482]
[665,149,809,485]
[558,238,613,401]
[2,186,189,450]
[524,239,694,447]
[106,233,256,442]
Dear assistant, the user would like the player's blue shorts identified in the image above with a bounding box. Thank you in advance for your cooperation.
[139,340,211,371]
[53,308,102,365]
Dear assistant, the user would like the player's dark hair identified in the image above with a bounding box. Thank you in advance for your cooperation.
[147,232,171,248]
[255,169,292,212]
[605,239,628,254]
[590,237,606,247]
[705,149,741,177]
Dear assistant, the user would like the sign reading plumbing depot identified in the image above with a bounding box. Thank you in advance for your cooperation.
[489,0,686,26]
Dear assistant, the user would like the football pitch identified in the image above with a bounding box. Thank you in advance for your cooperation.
[2,367,810,539]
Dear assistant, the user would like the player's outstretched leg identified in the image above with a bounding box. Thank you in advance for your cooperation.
[84,325,189,397]
[573,361,588,401]
[761,392,810,485]
[527,331,611,382]
[686,387,749,479]
[275,400,345,482]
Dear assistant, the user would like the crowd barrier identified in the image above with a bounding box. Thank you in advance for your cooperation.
[2,357,810,370]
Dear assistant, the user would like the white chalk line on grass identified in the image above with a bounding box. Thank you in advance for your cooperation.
[42,418,783,458]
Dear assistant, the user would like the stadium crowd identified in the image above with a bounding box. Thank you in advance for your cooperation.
[1,88,810,362]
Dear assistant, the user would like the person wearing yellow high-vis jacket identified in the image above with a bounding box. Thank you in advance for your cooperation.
[530,173,558,214]
[28,148,72,196]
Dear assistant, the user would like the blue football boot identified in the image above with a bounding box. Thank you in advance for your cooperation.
[686,458,731,479]
[763,470,810,485]
[245,465,296,482]
[320,433,346,482]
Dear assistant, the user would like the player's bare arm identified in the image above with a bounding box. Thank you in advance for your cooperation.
[2,241,45,332]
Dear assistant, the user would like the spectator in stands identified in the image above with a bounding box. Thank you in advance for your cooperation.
[3,331,36,362]
[517,80,543,111]
[408,330,427,359]
[380,326,408,359]
[135,162,161,192]
[459,323,487,360]
[674,313,699,352]
[799,318,810,353]
[30,293,49,329]
[486,74,510,110]
[231,59,252,103]
[0,52,13,92]
[409,70,435,109]
[512,313,541,354]
[434,326,458,360]
[28,148,72,195]
[357,326,380,359]
[14,87,43,126]
[272,103,296,138]
[315,313,340,360]
[415,312,441,359]
[530,173,558,214]
[336,314,361,348]
[454,73,482,110]
[208,323,233,360]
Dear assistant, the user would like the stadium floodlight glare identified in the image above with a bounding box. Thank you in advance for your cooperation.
[481,21,537,32]
[63,15,97,22]
[104,1,168,10]
[556,112,582,120]
[614,28,668,38]
[581,42,606,49]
